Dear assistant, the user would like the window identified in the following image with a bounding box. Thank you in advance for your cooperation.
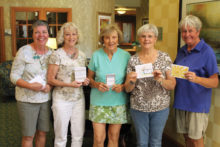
[0,7,5,62]
[11,7,72,56]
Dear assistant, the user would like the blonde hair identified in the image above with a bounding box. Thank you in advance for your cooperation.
[99,24,123,45]
[56,22,81,45]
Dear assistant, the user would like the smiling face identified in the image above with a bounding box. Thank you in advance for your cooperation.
[32,25,49,47]
[63,28,78,47]
[103,30,118,52]
[138,31,157,50]
[181,25,200,49]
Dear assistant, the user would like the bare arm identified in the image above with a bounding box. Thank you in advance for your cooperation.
[88,69,109,92]
[185,72,219,88]
[16,79,43,91]
[47,64,82,88]
[124,72,137,93]
[153,70,176,90]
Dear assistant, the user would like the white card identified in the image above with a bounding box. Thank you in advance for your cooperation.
[135,63,153,79]
[106,74,115,87]
[29,75,46,88]
[74,67,87,82]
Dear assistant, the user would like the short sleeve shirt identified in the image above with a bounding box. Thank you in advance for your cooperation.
[48,48,87,101]
[174,39,219,113]
[10,45,52,103]
[127,50,172,112]
[88,48,130,106]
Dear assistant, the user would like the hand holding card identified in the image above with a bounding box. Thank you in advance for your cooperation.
[106,74,115,87]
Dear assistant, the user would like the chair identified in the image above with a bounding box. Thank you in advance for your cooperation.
[0,60,15,102]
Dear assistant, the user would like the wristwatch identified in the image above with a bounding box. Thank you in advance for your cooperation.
[129,81,135,85]
[158,78,163,85]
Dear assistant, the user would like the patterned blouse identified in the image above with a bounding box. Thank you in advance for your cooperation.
[10,44,52,103]
[127,50,172,112]
[48,48,87,101]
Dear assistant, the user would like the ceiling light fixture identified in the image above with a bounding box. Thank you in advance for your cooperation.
[117,10,126,15]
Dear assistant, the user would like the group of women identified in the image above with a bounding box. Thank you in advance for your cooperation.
[10,14,219,147]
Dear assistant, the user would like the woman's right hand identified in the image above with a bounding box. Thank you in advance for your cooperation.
[70,81,83,88]
[29,82,44,91]
[97,82,109,92]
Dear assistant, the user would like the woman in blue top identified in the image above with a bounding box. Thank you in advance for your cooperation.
[174,15,219,147]
[88,24,130,147]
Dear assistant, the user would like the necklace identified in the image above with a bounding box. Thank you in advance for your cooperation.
[64,47,77,59]
[32,45,47,70]
[67,52,76,59]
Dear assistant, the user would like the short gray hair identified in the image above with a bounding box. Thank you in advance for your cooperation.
[32,20,49,31]
[57,22,81,45]
[137,24,158,38]
[179,15,202,31]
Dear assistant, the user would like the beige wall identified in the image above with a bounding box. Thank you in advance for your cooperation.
[0,0,115,60]
[136,0,149,38]
[149,0,183,145]
[149,0,179,61]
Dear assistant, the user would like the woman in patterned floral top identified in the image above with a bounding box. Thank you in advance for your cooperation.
[124,24,176,147]
[47,22,89,147]
[10,20,52,147]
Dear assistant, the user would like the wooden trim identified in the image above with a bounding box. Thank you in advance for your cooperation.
[0,7,5,62]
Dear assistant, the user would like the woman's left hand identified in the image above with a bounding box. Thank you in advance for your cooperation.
[185,71,197,82]
[112,84,124,93]
[41,84,52,93]
[83,78,90,86]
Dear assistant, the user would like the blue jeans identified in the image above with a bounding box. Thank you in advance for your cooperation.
[130,108,169,147]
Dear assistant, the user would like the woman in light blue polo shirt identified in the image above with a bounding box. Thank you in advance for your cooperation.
[88,24,130,147]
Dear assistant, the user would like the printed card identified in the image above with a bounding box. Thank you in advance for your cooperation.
[135,63,153,79]
[171,64,189,79]
[74,67,87,82]
[29,75,46,88]
[106,74,115,87]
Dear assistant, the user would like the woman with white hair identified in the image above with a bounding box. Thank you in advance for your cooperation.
[124,24,176,147]
[174,15,219,147]
[47,22,89,147]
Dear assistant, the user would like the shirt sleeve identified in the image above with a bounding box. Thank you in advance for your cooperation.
[10,49,26,85]
[48,51,60,65]
[164,53,172,71]
[127,56,134,73]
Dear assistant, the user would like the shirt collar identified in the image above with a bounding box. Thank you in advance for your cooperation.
[181,39,205,54]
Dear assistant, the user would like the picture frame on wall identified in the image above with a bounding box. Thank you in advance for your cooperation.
[97,12,111,34]
[142,18,149,25]
[181,0,220,72]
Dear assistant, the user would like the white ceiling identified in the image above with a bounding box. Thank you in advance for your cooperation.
[115,0,141,7]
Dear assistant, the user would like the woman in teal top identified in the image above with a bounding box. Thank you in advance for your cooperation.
[88,24,130,147]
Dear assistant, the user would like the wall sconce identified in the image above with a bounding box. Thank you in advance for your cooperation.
[46,38,57,49]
